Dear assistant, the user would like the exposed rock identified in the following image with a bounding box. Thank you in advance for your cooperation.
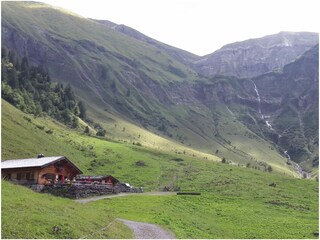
[192,32,318,78]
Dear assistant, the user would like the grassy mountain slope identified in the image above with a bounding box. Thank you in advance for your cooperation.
[1,100,220,188]
[91,19,200,65]
[1,1,315,176]
[1,101,318,239]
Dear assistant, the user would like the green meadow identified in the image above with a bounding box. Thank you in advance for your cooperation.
[1,100,318,239]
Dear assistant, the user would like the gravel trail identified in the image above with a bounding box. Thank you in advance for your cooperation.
[117,218,175,239]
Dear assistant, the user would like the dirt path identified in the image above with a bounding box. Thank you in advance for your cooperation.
[117,218,175,239]
[75,191,176,204]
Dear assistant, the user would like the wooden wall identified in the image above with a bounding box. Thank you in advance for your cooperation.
[2,159,80,185]
[2,168,39,185]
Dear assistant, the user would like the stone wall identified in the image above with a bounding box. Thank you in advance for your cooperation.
[33,183,120,199]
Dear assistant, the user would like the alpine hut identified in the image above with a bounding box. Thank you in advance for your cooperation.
[1,155,83,185]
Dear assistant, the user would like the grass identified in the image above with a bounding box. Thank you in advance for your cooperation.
[91,167,319,239]
[1,100,319,238]
[1,181,132,239]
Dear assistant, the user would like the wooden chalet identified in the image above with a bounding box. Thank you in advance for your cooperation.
[1,155,83,185]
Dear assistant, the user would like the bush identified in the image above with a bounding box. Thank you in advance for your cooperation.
[135,160,146,167]
[84,126,90,134]
[46,129,53,134]
[172,158,184,162]
[96,129,106,137]
[23,116,32,122]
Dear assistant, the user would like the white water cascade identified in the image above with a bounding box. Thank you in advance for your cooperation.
[251,81,273,129]
[251,81,262,115]
[284,150,291,160]
[251,81,309,178]
[284,150,310,178]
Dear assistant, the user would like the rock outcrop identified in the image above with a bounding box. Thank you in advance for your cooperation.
[192,32,318,78]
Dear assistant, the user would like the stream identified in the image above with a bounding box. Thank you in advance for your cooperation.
[251,81,310,178]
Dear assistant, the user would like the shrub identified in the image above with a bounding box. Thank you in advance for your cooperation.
[84,126,90,134]
[23,116,32,122]
[172,157,184,162]
[46,129,53,134]
[135,160,146,167]
[96,129,106,137]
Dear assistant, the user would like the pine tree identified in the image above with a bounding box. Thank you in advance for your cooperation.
[84,126,90,134]
[78,101,87,120]
[7,66,19,88]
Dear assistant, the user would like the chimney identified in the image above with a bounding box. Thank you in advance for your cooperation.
[37,154,45,158]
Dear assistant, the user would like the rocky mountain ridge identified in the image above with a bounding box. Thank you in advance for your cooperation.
[192,31,318,78]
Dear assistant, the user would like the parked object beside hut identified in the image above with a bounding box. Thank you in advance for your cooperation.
[119,182,143,193]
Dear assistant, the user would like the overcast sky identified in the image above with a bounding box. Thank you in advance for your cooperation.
[40,0,319,56]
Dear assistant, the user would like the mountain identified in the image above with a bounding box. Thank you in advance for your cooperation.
[91,19,200,66]
[161,44,319,173]
[1,1,318,177]
[192,32,318,78]
[251,44,319,168]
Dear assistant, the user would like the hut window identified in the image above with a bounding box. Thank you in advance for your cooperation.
[17,173,22,180]
[3,173,11,180]
[26,173,35,180]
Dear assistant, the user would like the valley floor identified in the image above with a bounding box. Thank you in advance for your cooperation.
[1,101,318,239]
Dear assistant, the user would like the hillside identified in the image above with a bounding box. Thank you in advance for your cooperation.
[1,101,318,239]
[3,1,312,176]
[91,19,200,66]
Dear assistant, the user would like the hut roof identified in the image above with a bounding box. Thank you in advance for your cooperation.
[76,175,120,183]
[1,156,83,174]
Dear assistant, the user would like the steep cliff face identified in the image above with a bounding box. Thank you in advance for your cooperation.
[162,45,319,167]
[252,45,319,164]
[193,32,318,78]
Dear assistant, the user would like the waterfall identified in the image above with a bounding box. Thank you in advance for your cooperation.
[226,106,234,116]
[284,150,310,178]
[284,150,291,160]
[250,81,309,179]
[251,80,273,129]
[251,81,262,115]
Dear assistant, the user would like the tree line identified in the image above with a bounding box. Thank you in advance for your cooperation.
[1,47,105,136]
